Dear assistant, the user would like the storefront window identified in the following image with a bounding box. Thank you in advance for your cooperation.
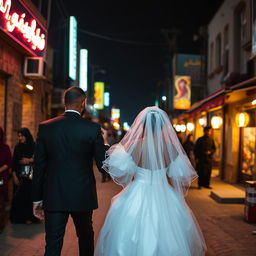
[241,109,256,179]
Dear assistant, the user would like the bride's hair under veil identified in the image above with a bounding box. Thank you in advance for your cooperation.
[103,106,198,196]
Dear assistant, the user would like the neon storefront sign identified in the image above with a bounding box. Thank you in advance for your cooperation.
[0,0,47,56]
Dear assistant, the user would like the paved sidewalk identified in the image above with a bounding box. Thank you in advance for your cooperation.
[0,172,255,255]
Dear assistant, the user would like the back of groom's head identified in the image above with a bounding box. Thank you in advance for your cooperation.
[64,86,86,108]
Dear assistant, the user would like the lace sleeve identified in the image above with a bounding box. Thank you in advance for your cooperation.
[103,144,136,188]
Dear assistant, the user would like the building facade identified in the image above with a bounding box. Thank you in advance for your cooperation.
[175,0,256,184]
[0,0,53,149]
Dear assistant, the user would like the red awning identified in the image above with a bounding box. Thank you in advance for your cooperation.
[188,91,226,117]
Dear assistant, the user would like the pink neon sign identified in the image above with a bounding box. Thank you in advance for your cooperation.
[0,0,47,56]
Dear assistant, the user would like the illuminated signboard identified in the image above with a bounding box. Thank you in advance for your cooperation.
[104,92,110,107]
[79,49,88,91]
[111,108,120,120]
[69,16,77,80]
[94,82,104,110]
[173,76,191,110]
[0,0,47,57]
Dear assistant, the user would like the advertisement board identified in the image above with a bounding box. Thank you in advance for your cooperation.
[94,82,104,110]
[173,76,191,110]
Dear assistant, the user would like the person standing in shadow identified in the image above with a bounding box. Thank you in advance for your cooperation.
[10,128,38,224]
[183,134,196,168]
[194,126,216,189]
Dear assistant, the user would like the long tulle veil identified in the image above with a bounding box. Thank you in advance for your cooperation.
[103,106,198,196]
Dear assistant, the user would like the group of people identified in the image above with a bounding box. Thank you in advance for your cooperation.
[179,126,216,189]
[0,127,39,225]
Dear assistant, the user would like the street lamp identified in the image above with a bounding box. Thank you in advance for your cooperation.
[162,96,167,101]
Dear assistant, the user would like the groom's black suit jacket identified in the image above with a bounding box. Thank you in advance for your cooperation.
[32,111,106,211]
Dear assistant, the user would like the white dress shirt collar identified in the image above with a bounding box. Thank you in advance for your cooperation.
[65,110,81,116]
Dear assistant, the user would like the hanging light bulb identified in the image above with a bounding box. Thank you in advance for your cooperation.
[211,116,223,129]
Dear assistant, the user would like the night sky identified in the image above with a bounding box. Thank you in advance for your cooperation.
[53,1,223,124]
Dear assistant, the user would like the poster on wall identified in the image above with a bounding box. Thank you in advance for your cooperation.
[252,0,256,57]
[173,76,191,110]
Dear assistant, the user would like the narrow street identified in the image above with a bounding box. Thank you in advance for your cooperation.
[0,169,255,256]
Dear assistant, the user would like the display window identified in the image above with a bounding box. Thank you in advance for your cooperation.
[241,109,256,180]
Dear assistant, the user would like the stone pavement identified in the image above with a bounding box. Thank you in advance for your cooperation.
[0,171,255,256]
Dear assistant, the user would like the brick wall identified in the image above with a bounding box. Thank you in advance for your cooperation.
[0,40,52,151]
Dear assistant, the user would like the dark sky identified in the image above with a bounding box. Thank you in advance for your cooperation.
[54,0,223,124]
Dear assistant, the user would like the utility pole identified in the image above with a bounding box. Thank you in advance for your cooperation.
[161,28,181,115]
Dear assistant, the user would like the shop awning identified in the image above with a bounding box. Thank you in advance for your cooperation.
[188,89,227,117]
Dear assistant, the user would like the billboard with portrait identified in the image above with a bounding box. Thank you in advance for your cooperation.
[173,76,191,110]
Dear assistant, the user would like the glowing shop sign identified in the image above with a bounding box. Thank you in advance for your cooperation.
[0,0,47,56]
[79,49,88,91]
[94,82,104,110]
[69,16,77,80]
[104,92,110,107]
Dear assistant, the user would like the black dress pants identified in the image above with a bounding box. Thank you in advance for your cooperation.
[197,161,212,187]
[44,210,94,256]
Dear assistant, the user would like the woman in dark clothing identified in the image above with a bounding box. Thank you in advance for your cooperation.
[183,134,196,168]
[0,127,12,203]
[10,128,38,224]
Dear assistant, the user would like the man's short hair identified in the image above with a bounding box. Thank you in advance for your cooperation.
[204,126,212,132]
[64,86,86,106]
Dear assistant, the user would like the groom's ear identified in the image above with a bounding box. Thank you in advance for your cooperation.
[82,98,86,108]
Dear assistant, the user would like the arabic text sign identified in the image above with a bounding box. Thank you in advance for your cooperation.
[176,54,201,85]
[0,0,47,56]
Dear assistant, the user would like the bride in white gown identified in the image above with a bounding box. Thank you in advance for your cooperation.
[94,106,206,256]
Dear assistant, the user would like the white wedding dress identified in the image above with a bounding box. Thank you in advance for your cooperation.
[94,146,206,256]
[94,107,206,256]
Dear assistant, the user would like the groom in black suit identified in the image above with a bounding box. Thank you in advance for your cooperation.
[32,86,107,256]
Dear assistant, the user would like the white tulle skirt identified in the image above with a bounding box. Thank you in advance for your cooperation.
[94,175,206,256]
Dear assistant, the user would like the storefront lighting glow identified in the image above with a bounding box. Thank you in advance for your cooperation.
[199,117,207,126]
[79,49,88,91]
[69,16,77,80]
[175,124,181,132]
[123,122,130,131]
[186,122,195,132]
[180,124,186,132]
[211,116,223,129]
[162,96,167,101]
[113,122,120,130]
[252,99,256,105]
[25,84,33,90]
[235,112,250,127]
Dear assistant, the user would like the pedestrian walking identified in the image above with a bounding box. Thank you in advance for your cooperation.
[194,126,216,189]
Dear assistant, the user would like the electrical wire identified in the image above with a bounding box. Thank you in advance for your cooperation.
[79,29,165,46]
